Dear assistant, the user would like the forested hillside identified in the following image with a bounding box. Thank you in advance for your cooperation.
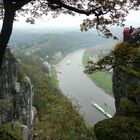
[10,29,115,63]
[8,28,119,139]
[13,50,95,140]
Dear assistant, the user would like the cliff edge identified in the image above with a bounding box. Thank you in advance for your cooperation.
[0,48,36,140]
[94,43,140,140]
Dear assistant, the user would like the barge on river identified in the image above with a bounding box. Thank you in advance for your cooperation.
[91,101,112,118]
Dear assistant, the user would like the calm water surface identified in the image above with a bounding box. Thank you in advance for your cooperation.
[57,48,116,125]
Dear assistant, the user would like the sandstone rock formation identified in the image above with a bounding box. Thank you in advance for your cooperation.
[0,48,36,139]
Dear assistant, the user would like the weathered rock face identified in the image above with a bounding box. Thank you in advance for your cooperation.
[15,75,37,129]
[94,44,140,140]
[113,67,139,110]
[113,47,140,112]
[0,48,19,124]
[0,48,36,139]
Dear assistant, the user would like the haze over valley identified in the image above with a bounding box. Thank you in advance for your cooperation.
[1,0,140,139]
[8,26,118,124]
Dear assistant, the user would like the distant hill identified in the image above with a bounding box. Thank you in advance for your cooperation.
[10,27,119,62]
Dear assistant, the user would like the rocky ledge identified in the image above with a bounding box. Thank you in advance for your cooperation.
[94,43,140,140]
[0,48,36,140]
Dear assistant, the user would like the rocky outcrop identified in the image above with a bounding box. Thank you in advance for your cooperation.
[0,48,36,139]
[113,62,140,111]
[16,75,37,129]
[113,46,140,112]
[94,43,140,140]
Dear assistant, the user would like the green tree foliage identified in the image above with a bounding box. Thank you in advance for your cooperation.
[14,51,95,140]
[119,98,140,117]
[0,0,140,69]
[35,98,95,140]
[14,50,52,115]
[21,32,101,62]
[0,122,23,140]
[84,43,140,74]
[83,51,113,94]
[94,92,140,139]
[86,43,140,140]
[94,116,140,140]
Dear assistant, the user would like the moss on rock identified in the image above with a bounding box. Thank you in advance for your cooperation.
[0,122,23,140]
[118,98,140,118]
[94,116,140,140]
[93,43,140,140]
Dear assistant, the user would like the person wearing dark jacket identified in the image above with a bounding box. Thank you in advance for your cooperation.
[129,27,140,44]
[129,26,134,34]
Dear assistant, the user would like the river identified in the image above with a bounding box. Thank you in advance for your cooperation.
[57,47,116,125]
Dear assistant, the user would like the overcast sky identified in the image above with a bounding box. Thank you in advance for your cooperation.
[44,10,140,28]
[12,10,140,28]
[0,9,140,30]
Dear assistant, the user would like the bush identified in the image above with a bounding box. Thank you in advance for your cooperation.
[94,116,140,140]
[118,98,140,117]
[0,122,23,140]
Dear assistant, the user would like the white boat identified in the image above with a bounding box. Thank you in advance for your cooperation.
[91,101,112,118]
[57,71,62,74]
[67,60,70,65]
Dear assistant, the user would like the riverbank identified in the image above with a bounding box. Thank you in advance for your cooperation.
[15,52,95,139]
[82,51,113,95]
[82,45,113,95]
[50,65,58,89]
[57,48,115,124]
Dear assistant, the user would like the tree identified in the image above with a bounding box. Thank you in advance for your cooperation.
[0,0,139,70]
[84,43,140,74]
[44,98,94,140]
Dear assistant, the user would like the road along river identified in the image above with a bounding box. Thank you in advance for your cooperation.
[57,47,116,125]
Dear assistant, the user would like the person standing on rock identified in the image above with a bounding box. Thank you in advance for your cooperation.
[129,26,134,34]
[123,27,130,43]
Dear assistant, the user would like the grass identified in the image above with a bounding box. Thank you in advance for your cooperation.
[90,71,112,94]
[82,51,89,65]
[52,55,63,65]
[50,66,58,89]
[82,50,113,95]
[0,122,23,140]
